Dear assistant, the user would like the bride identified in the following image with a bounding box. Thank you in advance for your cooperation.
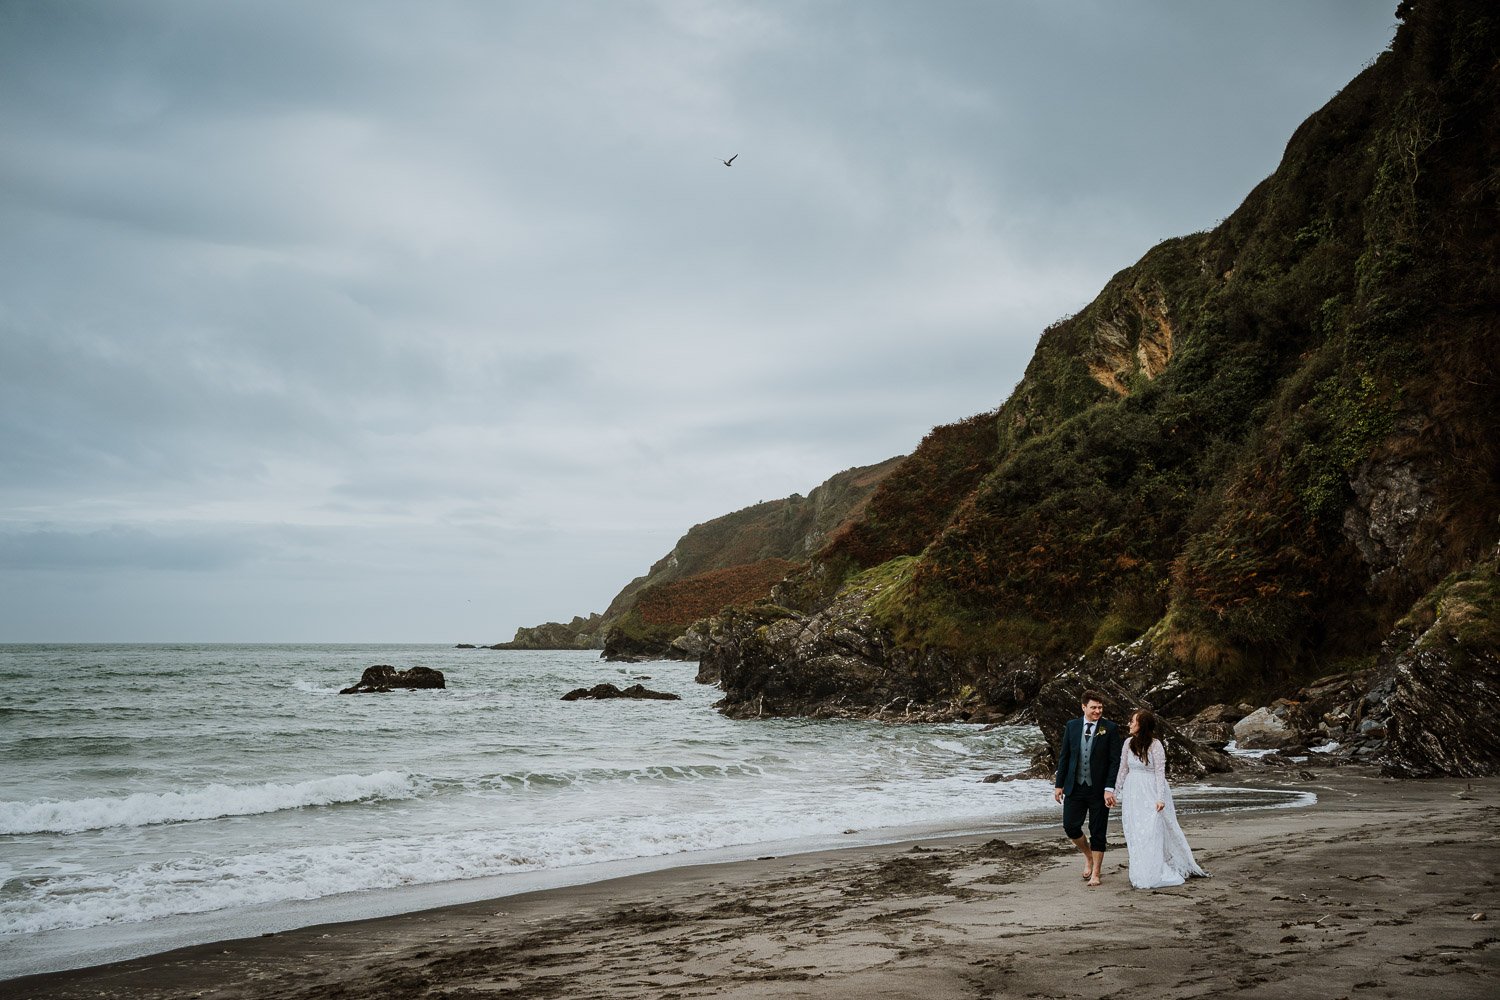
[1114,708,1207,889]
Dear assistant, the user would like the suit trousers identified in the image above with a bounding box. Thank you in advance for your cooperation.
[1062,783,1109,852]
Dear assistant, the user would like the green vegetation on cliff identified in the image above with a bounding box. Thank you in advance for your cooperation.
[786,0,1499,702]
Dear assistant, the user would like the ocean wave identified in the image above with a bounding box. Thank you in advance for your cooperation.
[0,775,1040,936]
[475,761,766,791]
[0,771,422,835]
[291,679,342,695]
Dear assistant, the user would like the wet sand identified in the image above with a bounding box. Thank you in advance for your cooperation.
[10,768,1498,999]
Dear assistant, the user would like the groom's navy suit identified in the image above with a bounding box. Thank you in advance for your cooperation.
[1054,717,1123,852]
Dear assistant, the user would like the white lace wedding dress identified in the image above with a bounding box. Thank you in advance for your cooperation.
[1114,738,1207,889]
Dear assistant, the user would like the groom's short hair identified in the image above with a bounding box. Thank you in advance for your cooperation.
[1080,689,1106,706]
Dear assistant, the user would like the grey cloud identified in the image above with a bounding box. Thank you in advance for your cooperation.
[0,524,254,572]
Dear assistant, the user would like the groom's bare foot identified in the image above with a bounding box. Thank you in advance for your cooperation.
[1088,873,1103,887]
[1081,866,1093,880]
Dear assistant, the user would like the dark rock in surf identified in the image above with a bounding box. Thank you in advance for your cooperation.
[339,665,446,694]
[560,682,681,702]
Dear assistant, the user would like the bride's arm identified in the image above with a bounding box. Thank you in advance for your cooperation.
[1114,739,1129,794]
[1151,740,1168,809]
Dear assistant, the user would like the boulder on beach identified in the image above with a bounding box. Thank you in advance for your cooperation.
[560,683,681,702]
[1232,701,1316,751]
[340,665,446,694]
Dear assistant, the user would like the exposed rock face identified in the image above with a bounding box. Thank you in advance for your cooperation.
[699,584,1035,723]
[560,683,681,702]
[1192,704,1247,725]
[1086,279,1175,396]
[1233,701,1318,750]
[1367,552,1500,777]
[1342,448,1439,583]
[492,615,604,651]
[1293,670,1378,742]
[339,665,446,694]
[599,632,682,663]
[671,621,713,663]
[1083,640,1204,718]
[1179,720,1234,749]
[1381,647,1500,777]
[1178,704,1244,748]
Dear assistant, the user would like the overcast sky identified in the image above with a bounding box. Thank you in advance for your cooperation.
[0,1,1397,642]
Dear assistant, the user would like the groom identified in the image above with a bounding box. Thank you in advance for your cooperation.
[1052,689,1122,886]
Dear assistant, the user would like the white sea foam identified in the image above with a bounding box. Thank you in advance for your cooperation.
[0,771,422,835]
[0,773,1046,936]
[1223,740,1280,759]
[291,678,341,695]
[470,761,767,792]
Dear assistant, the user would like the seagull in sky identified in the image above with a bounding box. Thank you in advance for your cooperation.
[720,154,737,167]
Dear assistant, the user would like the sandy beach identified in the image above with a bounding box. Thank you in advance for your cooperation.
[10,767,1498,1000]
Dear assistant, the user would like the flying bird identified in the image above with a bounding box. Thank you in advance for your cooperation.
[720,154,737,167]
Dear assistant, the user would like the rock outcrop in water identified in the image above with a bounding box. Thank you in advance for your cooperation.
[339,665,446,694]
[560,683,681,702]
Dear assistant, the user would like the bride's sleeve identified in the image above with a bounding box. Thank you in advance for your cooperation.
[1114,741,1129,794]
[1151,740,1169,802]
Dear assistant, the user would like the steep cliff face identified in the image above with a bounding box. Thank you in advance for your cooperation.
[494,456,902,655]
[703,0,1500,773]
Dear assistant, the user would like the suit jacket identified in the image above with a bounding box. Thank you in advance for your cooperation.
[1054,717,1123,796]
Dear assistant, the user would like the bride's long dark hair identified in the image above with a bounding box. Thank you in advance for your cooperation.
[1129,709,1158,763]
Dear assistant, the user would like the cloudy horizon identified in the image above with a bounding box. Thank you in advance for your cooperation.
[0,1,1398,642]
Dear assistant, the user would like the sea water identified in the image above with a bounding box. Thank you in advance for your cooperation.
[0,644,1047,977]
[0,644,1308,980]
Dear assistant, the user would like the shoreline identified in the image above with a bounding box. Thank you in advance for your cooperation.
[0,779,1304,983]
[12,767,1498,999]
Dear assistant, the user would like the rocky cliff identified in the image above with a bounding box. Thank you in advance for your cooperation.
[699,0,1500,776]
[493,457,903,657]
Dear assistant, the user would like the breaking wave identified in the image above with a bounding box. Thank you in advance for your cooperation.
[0,771,422,835]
